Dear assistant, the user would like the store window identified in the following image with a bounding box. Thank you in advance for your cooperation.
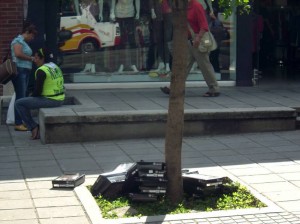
[57,0,236,83]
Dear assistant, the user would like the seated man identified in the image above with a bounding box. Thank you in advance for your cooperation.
[15,47,65,140]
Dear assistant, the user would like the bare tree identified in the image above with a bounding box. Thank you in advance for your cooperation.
[165,0,188,203]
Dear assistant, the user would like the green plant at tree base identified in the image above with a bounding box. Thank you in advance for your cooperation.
[91,181,266,219]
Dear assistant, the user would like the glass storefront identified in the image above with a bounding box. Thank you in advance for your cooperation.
[57,0,236,83]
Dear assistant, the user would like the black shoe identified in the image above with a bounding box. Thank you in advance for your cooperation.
[203,92,220,97]
[160,86,170,95]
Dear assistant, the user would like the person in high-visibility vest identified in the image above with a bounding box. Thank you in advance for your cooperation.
[15,47,65,140]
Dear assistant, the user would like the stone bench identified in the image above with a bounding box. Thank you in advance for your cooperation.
[39,106,297,144]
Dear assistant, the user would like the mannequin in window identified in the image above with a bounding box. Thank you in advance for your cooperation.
[74,0,104,21]
[110,0,140,72]
[149,0,172,72]
[74,0,104,73]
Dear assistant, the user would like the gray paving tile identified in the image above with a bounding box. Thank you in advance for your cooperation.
[252,182,299,193]
[238,174,285,184]
[0,199,33,209]
[39,217,90,224]
[88,148,126,157]
[27,180,53,190]
[0,220,39,224]
[209,155,253,165]
[57,158,100,172]
[31,188,74,198]
[20,160,58,168]
[23,166,62,181]
[94,155,132,164]
[36,206,86,218]
[0,155,19,163]
[277,201,300,212]
[18,154,55,161]
[0,168,22,176]
[33,197,80,207]
[0,190,31,200]
[0,208,36,221]
[278,172,300,181]
[0,181,27,191]
[245,152,288,162]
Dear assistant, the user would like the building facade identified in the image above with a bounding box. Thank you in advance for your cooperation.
[1,0,257,96]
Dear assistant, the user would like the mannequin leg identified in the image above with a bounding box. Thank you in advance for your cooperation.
[163,13,173,70]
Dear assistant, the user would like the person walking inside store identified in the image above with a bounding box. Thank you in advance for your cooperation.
[15,48,65,140]
[11,22,37,131]
[160,0,220,97]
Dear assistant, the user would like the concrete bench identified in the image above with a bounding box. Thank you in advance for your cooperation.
[39,106,297,144]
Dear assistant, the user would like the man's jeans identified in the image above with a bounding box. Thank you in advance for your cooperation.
[12,67,30,125]
[15,96,63,131]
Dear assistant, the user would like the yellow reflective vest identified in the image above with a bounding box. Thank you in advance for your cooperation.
[35,62,65,101]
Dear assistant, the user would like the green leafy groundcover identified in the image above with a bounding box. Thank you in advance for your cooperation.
[90,181,266,219]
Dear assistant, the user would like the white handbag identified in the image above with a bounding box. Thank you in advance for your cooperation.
[187,23,217,53]
[6,93,15,125]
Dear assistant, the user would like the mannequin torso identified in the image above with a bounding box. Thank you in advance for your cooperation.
[110,0,140,20]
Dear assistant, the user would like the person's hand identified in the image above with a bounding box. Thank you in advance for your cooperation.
[110,13,115,21]
[151,9,156,19]
[209,12,216,20]
[193,35,201,48]
[135,13,140,20]
[99,15,103,22]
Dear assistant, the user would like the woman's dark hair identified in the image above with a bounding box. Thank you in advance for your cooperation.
[36,47,54,63]
[22,21,38,35]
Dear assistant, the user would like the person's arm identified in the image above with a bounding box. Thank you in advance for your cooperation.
[110,0,116,21]
[98,0,103,21]
[135,0,140,20]
[149,0,156,19]
[13,44,34,62]
[32,70,46,97]
[193,7,209,48]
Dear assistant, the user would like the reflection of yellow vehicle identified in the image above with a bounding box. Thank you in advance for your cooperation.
[59,3,120,53]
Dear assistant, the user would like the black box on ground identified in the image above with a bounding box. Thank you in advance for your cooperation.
[182,172,225,196]
[129,193,158,202]
[52,173,85,188]
[135,177,168,187]
[91,163,138,198]
[139,186,167,194]
[137,161,166,171]
[138,170,166,178]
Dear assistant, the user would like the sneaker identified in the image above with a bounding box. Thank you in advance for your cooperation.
[160,86,170,95]
[15,124,28,131]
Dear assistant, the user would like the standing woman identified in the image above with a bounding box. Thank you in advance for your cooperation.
[11,23,37,131]
[15,48,65,140]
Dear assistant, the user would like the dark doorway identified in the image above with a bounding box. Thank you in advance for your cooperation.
[254,0,300,82]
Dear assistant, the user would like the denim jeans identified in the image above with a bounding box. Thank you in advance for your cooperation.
[15,97,63,131]
[11,67,30,125]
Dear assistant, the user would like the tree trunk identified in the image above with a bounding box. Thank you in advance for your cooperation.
[165,0,188,203]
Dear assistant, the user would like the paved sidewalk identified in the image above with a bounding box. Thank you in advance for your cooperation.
[1,124,300,223]
[1,83,300,223]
